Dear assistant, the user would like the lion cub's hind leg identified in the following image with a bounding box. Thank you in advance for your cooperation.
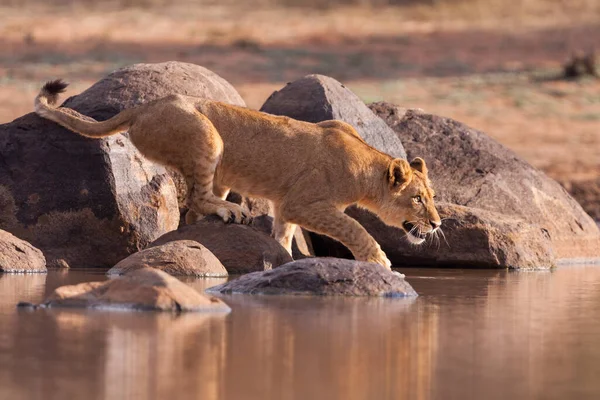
[184,183,232,224]
[187,164,250,225]
[182,113,250,225]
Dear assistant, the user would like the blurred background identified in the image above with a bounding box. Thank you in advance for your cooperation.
[1,0,599,219]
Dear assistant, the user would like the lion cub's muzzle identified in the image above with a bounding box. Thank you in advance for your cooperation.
[402,220,441,245]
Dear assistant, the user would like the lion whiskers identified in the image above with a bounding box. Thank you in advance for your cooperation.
[404,220,426,246]
[435,227,450,248]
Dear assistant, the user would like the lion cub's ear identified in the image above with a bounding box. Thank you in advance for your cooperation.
[410,157,428,176]
[388,159,413,191]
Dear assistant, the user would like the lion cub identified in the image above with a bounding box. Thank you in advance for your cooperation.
[35,80,441,269]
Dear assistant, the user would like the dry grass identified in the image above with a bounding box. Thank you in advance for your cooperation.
[1,0,599,46]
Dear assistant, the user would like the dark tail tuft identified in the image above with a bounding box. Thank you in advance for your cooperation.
[43,79,68,95]
[41,79,69,105]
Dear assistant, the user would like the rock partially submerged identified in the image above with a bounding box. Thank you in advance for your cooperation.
[207,258,417,297]
[0,230,46,273]
[107,240,228,277]
[260,74,406,159]
[24,268,230,312]
[151,216,292,274]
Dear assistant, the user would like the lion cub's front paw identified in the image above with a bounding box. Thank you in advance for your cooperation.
[216,204,252,225]
[367,250,392,270]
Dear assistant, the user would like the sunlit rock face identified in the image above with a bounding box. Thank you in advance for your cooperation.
[108,240,228,278]
[0,230,46,273]
[260,74,407,159]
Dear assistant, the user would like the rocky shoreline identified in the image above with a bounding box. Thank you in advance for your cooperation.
[1,61,599,310]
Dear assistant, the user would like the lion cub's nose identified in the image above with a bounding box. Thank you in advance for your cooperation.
[430,220,441,230]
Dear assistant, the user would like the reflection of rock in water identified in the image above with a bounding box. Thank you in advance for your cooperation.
[218,296,434,400]
[4,275,439,400]
[0,273,47,311]
[99,312,227,400]
[6,309,228,400]
[4,269,600,398]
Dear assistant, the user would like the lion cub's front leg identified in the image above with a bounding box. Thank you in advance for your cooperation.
[272,216,297,257]
[282,203,392,269]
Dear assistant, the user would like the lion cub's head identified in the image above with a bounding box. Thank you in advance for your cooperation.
[378,157,441,245]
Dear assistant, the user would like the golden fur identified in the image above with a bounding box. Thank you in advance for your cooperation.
[34,80,441,269]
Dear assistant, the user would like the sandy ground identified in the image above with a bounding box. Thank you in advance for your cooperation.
[1,1,599,213]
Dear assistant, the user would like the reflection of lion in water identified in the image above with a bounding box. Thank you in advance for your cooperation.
[35,80,441,269]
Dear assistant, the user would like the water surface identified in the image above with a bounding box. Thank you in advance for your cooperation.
[1,266,599,400]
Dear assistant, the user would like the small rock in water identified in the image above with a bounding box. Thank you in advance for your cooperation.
[150,215,292,274]
[26,268,231,312]
[207,257,417,297]
[16,301,38,309]
[0,230,46,273]
[107,240,228,277]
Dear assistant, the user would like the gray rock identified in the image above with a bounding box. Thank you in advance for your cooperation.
[260,74,406,159]
[368,102,600,261]
[151,215,293,274]
[65,61,245,117]
[0,230,46,273]
[207,257,417,297]
[39,268,230,312]
[0,62,246,268]
[108,240,228,277]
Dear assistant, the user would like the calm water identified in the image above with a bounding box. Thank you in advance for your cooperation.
[1,266,600,400]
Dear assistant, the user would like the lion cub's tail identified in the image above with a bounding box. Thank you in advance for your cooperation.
[34,79,133,138]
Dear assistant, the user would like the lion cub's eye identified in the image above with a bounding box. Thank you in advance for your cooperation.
[412,196,422,204]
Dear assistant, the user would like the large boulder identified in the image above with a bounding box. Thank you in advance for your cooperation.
[0,61,245,268]
[260,74,406,159]
[0,230,46,273]
[150,215,293,274]
[207,258,417,297]
[68,61,245,210]
[313,204,556,269]
[21,268,231,312]
[107,240,228,277]
[368,103,600,261]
